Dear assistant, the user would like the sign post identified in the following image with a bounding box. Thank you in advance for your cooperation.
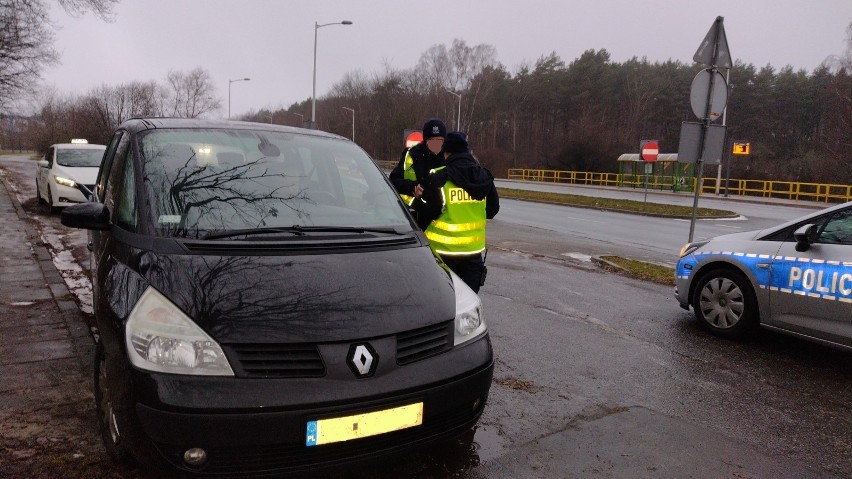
[640,140,659,210]
[681,16,732,242]
[725,140,750,196]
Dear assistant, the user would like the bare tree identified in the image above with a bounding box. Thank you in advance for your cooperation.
[165,67,222,118]
[0,0,118,108]
[0,0,59,108]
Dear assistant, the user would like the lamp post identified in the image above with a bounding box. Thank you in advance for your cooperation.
[341,107,355,141]
[312,20,353,128]
[291,112,304,127]
[228,78,250,119]
[446,90,461,130]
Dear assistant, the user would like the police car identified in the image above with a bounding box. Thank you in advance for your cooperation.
[675,200,852,351]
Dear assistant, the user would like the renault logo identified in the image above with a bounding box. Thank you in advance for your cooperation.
[348,343,378,378]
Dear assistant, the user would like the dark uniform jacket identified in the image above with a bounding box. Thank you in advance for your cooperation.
[419,151,500,228]
[388,142,444,198]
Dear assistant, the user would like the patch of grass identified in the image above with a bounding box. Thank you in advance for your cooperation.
[497,187,735,218]
[595,255,675,286]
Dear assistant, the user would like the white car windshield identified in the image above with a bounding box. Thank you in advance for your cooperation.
[138,128,411,238]
[57,148,104,167]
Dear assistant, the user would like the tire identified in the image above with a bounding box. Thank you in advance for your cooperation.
[46,185,60,214]
[94,341,133,464]
[36,179,46,205]
[692,268,759,338]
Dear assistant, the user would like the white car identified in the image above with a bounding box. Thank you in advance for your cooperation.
[36,141,106,212]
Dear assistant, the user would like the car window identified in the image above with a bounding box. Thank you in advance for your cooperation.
[116,149,137,231]
[96,132,125,202]
[103,134,131,215]
[762,214,833,242]
[137,128,410,238]
[56,148,104,167]
[46,147,55,167]
[818,209,852,245]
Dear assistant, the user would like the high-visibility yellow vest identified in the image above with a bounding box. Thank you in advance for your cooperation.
[424,167,487,256]
[399,150,416,206]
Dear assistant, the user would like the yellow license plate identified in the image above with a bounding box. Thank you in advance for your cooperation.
[305,402,423,446]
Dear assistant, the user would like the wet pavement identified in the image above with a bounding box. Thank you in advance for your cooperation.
[0,174,108,475]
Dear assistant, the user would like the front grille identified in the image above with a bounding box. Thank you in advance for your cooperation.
[224,343,325,378]
[396,321,453,365]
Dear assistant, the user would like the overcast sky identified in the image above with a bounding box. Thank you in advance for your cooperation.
[43,0,851,119]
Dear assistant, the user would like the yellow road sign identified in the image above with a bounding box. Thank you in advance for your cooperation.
[733,142,751,155]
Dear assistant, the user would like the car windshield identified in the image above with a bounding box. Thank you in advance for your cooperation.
[138,128,412,238]
[56,148,104,167]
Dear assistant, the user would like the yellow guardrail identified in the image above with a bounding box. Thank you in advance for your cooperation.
[507,168,852,203]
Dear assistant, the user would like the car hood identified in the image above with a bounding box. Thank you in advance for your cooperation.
[140,246,457,343]
[706,230,764,242]
[54,165,99,184]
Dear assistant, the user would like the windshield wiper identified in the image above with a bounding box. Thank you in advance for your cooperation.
[202,227,307,240]
[201,225,406,240]
[288,225,406,235]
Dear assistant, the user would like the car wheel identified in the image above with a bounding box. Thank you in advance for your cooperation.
[36,179,46,205]
[46,186,60,214]
[692,268,759,338]
[94,341,133,464]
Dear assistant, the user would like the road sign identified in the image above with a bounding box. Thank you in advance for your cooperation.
[404,130,423,148]
[694,16,732,69]
[690,69,728,121]
[640,140,659,162]
[677,122,726,165]
[732,142,751,155]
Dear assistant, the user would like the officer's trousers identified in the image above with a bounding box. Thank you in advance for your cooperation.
[442,253,485,293]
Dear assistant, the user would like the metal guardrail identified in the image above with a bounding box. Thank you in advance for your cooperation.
[506,168,852,203]
[375,160,397,170]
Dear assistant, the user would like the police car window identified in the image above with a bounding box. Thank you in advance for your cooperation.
[818,209,852,245]
[762,214,832,242]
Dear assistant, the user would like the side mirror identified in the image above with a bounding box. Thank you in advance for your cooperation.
[793,224,818,252]
[38,160,49,168]
[61,202,110,230]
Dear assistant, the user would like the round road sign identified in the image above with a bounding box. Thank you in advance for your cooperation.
[690,69,728,121]
[405,131,423,148]
[641,140,659,162]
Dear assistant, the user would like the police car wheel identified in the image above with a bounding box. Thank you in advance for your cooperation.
[692,268,758,338]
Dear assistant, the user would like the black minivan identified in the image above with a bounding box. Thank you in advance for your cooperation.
[61,118,493,476]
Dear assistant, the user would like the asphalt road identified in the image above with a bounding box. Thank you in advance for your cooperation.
[1,154,849,479]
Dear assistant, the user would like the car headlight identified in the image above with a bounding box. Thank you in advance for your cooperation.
[452,272,487,345]
[53,176,76,188]
[125,287,234,376]
[678,240,709,258]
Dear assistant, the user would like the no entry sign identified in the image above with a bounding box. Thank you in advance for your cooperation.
[640,140,659,162]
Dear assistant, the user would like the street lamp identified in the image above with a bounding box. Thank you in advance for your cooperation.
[291,112,304,127]
[446,90,461,130]
[228,78,250,119]
[341,107,355,141]
[312,20,353,128]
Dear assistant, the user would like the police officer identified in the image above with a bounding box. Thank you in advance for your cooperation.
[389,118,446,229]
[421,131,499,293]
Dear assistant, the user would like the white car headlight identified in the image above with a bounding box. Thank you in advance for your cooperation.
[125,287,234,376]
[452,272,487,345]
[54,176,76,188]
